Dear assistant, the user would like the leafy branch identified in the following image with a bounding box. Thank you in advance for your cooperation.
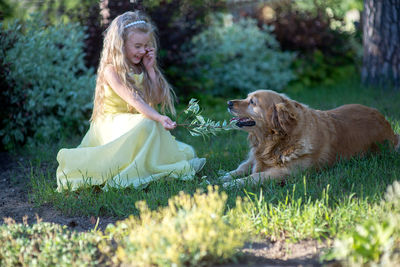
[176,99,238,137]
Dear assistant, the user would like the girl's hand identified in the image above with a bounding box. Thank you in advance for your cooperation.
[158,115,177,130]
[143,48,155,71]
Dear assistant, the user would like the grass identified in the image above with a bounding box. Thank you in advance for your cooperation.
[29,76,400,218]
[6,75,400,265]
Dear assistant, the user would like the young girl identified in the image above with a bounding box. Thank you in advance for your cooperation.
[56,11,205,191]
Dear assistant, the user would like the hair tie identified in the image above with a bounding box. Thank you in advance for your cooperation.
[124,20,146,29]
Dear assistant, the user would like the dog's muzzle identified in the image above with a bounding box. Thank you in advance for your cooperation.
[227,101,256,127]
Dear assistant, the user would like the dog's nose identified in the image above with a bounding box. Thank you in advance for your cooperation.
[227,101,233,108]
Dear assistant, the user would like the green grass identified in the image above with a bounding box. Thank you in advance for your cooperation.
[19,76,400,265]
[30,77,400,216]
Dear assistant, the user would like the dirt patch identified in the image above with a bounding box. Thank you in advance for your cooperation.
[229,240,329,266]
[0,151,331,266]
[0,152,117,231]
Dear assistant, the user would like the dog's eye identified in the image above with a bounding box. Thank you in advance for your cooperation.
[249,99,255,105]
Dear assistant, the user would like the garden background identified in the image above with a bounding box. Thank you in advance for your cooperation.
[1,0,400,266]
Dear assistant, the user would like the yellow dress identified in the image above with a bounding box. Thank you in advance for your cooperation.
[56,73,205,191]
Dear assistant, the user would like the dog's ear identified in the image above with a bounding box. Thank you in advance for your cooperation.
[271,100,297,134]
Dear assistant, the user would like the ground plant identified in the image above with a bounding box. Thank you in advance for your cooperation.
[0,218,103,266]
[99,186,250,266]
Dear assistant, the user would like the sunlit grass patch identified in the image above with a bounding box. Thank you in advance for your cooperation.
[233,145,400,241]
[244,182,379,242]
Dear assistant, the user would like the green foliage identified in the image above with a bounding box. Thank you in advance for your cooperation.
[2,0,99,24]
[264,0,362,87]
[0,14,95,149]
[0,219,103,267]
[294,0,363,19]
[143,0,225,9]
[100,186,250,267]
[176,98,238,137]
[0,0,14,20]
[292,53,358,87]
[186,14,296,96]
[323,181,400,266]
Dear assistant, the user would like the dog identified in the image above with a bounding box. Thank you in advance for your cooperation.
[220,90,400,187]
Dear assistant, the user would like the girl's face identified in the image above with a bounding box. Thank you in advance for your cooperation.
[124,31,151,66]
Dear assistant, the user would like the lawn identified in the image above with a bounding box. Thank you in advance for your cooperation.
[2,76,400,266]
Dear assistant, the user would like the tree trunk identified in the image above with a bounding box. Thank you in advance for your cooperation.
[362,0,400,90]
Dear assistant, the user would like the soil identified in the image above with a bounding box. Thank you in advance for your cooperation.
[0,152,117,231]
[0,151,333,267]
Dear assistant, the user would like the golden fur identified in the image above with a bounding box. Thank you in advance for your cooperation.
[221,90,400,187]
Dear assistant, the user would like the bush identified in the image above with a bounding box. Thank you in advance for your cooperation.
[0,15,95,150]
[291,51,359,87]
[186,14,296,96]
[100,186,250,266]
[0,20,18,149]
[0,218,103,266]
[256,0,362,86]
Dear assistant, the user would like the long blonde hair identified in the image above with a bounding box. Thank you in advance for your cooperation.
[91,11,175,121]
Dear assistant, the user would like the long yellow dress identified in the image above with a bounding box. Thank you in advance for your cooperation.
[56,73,205,191]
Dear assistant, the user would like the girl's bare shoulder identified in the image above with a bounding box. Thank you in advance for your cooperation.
[103,65,120,82]
[104,64,117,75]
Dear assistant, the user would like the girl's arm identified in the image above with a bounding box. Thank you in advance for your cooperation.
[104,65,176,130]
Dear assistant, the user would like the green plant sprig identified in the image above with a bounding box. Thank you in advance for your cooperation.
[176,98,238,137]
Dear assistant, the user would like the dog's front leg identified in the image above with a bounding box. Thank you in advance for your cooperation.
[218,153,255,182]
[223,167,289,188]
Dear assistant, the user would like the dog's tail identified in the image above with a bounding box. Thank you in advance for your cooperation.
[396,134,400,152]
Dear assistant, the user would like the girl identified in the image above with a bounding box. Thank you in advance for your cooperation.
[56,11,205,191]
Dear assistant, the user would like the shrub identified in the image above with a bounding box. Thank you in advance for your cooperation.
[0,14,95,150]
[0,21,18,148]
[186,14,296,96]
[256,0,362,86]
[257,0,362,53]
[100,185,250,266]
[0,218,103,267]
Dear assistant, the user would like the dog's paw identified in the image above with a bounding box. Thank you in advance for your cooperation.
[218,174,233,183]
[222,178,244,189]
[222,181,235,189]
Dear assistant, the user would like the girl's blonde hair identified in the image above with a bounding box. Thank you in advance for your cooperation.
[91,11,175,121]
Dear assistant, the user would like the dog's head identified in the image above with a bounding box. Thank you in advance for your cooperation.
[228,90,303,136]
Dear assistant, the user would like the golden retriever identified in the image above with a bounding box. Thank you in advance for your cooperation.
[220,90,400,187]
